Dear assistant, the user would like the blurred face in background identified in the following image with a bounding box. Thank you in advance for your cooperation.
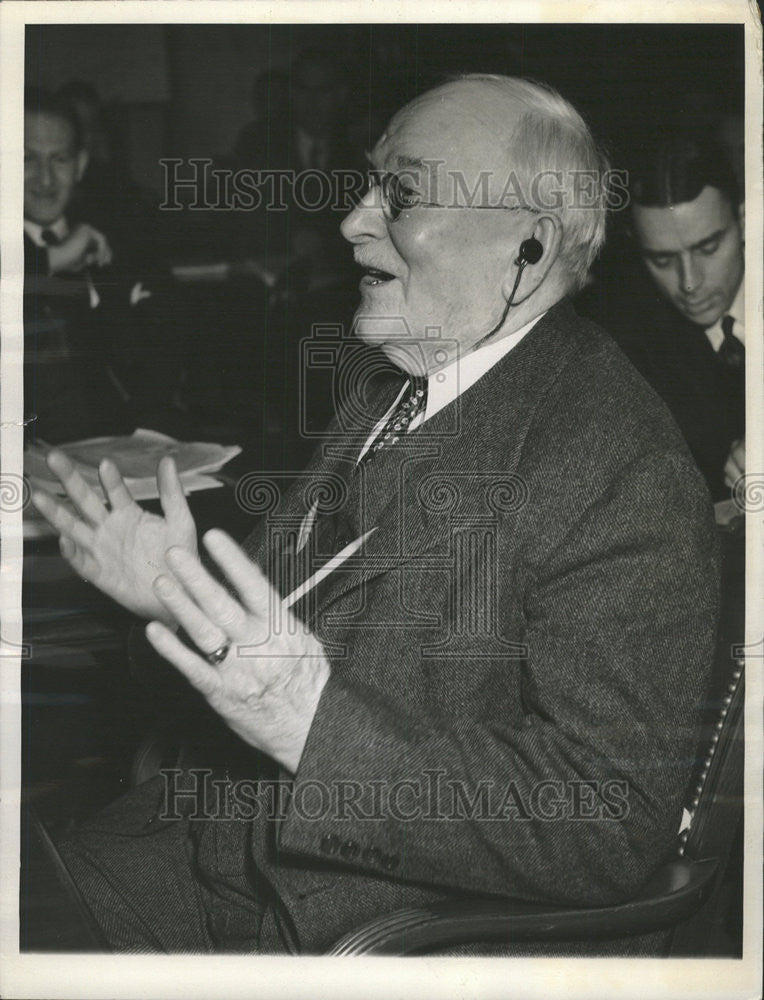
[24,110,87,226]
[292,57,345,137]
[632,185,744,327]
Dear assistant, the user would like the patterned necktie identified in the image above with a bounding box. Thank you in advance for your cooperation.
[718,315,745,373]
[357,375,428,469]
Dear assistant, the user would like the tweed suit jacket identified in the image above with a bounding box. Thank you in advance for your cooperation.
[226,298,719,953]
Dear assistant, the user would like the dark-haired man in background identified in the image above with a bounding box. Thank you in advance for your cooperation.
[627,138,745,501]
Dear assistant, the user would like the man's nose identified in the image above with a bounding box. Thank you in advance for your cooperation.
[678,252,703,295]
[35,159,54,189]
[340,185,387,244]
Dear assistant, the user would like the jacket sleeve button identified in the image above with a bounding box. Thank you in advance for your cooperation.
[320,834,340,855]
[340,840,360,861]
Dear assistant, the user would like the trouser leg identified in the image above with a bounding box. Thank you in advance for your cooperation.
[55,775,275,953]
[56,778,216,953]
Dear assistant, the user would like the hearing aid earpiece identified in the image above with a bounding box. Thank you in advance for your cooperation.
[516,236,544,266]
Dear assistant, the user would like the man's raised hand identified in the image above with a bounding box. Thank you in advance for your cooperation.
[32,452,197,624]
[724,437,745,489]
[47,223,113,275]
[146,530,331,774]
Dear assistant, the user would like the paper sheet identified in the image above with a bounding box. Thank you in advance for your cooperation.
[25,429,241,502]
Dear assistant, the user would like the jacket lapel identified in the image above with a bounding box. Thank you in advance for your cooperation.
[299,300,586,622]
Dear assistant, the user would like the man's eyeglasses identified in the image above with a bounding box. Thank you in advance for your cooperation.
[365,169,539,222]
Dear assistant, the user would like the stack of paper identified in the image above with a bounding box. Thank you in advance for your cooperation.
[26,429,242,502]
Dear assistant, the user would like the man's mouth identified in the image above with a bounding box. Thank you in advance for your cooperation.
[359,266,396,287]
[681,296,716,316]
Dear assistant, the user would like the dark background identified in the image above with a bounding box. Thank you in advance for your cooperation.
[21,22,746,955]
[26,22,744,194]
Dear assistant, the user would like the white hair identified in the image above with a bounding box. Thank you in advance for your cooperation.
[457,74,611,290]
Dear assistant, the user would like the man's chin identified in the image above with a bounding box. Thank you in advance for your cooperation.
[26,206,64,227]
[353,315,411,348]
[352,317,428,375]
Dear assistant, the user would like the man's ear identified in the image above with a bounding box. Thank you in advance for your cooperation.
[500,213,563,305]
[75,149,89,183]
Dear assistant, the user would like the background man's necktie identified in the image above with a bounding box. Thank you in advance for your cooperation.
[357,375,428,469]
[718,315,745,372]
[41,229,62,247]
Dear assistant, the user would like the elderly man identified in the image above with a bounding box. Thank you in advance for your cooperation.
[32,75,718,955]
[628,137,745,501]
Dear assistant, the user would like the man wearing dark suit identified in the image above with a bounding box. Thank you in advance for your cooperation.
[32,75,718,955]
[24,87,115,441]
[625,138,745,502]
[24,88,189,443]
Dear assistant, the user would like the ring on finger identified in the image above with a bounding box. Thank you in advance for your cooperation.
[205,642,231,666]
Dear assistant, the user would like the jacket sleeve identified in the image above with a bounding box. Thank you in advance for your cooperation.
[276,449,720,906]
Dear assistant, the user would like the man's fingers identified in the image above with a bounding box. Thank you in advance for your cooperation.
[724,439,746,488]
[46,449,107,526]
[31,490,94,550]
[202,529,275,616]
[145,621,219,698]
[98,458,134,510]
[86,226,112,266]
[153,572,231,654]
[96,230,113,265]
[164,547,250,639]
[157,456,193,527]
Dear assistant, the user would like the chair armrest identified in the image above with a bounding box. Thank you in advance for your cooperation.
[327,858,719,956]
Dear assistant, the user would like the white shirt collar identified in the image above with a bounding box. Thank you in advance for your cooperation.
[358,311,547,462]
[417,311,546,428]
[24,216,69,248]
[704,279,745,352]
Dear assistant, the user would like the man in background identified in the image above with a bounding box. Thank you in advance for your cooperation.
[24,88,113,283]
[627,137,745,501]
[232,49,353,275]
[24,87,190,442]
